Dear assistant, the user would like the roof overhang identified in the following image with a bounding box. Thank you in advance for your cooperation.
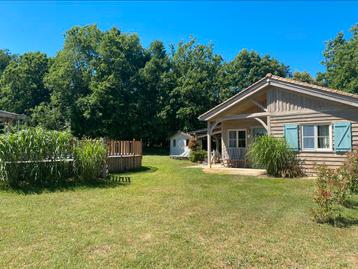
[198,74,358,121]
[170,131,193,139]
[0,110,26,121]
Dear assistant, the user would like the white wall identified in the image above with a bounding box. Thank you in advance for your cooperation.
[170,133,190,156]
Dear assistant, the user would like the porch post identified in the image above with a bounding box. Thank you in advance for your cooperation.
[267,115,271,135]
[207,121,212,168]
[215,136,219,152]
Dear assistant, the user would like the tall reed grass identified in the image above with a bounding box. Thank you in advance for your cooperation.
[0,127,74,188]
[73,139,107,181]
[247,135,303,177]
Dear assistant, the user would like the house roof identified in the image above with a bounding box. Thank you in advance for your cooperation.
[170,131,192,139]
[189,125,222,137]
[198,74,358,121]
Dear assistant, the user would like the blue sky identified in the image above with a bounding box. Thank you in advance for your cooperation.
[0,1,357,76]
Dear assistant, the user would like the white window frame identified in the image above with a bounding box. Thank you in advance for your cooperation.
[227,129,247,149]
[172,139,176,148]
[300,124,332,152]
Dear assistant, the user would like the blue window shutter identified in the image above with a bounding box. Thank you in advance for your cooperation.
[284,124,299,151]
[334,122,352,152]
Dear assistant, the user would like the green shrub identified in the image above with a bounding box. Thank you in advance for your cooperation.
[340,151,358,193]
[312,165,350,225]
[0,127,74,188]
[247,135,303,177]
[189,150,207,163]
[73,139,107,181]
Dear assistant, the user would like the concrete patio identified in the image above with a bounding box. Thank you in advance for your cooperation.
[186,163,267,177]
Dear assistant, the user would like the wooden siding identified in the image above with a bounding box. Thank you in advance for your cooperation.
[270,110,358,174]
[267,87,344,113]
[266,87,358,174]
[214,85,358,174]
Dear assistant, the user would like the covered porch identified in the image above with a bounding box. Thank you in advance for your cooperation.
[206,112,269,168]
[198,85,270,168]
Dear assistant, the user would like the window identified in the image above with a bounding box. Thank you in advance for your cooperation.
[228,131,237,148]
[238,131,246,148]
[228,130,246,148]
[172,139,176,147]
[252,127,267,138]
[301,125,331,151]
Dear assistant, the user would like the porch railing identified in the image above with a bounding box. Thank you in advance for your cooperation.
[222,148,248,168]
[224,148,247,161]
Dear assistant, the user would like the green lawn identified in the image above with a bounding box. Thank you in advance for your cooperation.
[1,156,357,268]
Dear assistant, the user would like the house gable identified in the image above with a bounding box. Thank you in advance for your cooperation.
[267,87,349,114]
[198,74,358,121]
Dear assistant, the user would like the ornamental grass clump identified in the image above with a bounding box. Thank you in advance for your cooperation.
[0,127,74,188]
[73,139,107,182]
[247,135,303,177]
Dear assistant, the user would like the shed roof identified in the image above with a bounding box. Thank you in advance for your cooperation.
[170,131,192,139]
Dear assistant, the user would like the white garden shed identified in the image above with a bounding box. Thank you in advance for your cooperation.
[169,131,193,157]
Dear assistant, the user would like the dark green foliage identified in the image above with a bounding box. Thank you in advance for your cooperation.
[189,149,207,163]
[247,135,303,177]
[1,24,356,146]
[29,103,68,131]
[73,139,107,181]
[0,26,292,143]
[312,165,350,225]
[0,127,74,188]
[322,24,358,93]
[163,38,223,132]
[0,49,13,75]
[219,49,289,99]
[0,52,50,114]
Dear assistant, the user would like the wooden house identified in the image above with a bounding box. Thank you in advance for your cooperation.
[199,74,358,174]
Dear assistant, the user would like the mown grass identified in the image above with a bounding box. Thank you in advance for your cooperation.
[0,156,357,268]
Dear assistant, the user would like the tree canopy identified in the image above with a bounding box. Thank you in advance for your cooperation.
[0,52,50,114]
[0,24,356,146]
[321,24,358,93]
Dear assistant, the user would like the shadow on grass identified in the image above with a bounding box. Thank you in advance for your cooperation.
[0,166,158,195]
[333,216,358,228]
[142,147,168,156]
[0,179,129,195]
[115,165,158,174]
[343,198,358,209]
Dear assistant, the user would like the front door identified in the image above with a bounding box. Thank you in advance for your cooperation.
[227,129,247,166]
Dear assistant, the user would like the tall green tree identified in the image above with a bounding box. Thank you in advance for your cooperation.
[45,25,148,138]
[322,24,358,93]
[160,39,223,132]
[137,41,172,145]
[0,52,50,114]
[78,28,147,138]
[44,25,102,134]
[220,49,289,99]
